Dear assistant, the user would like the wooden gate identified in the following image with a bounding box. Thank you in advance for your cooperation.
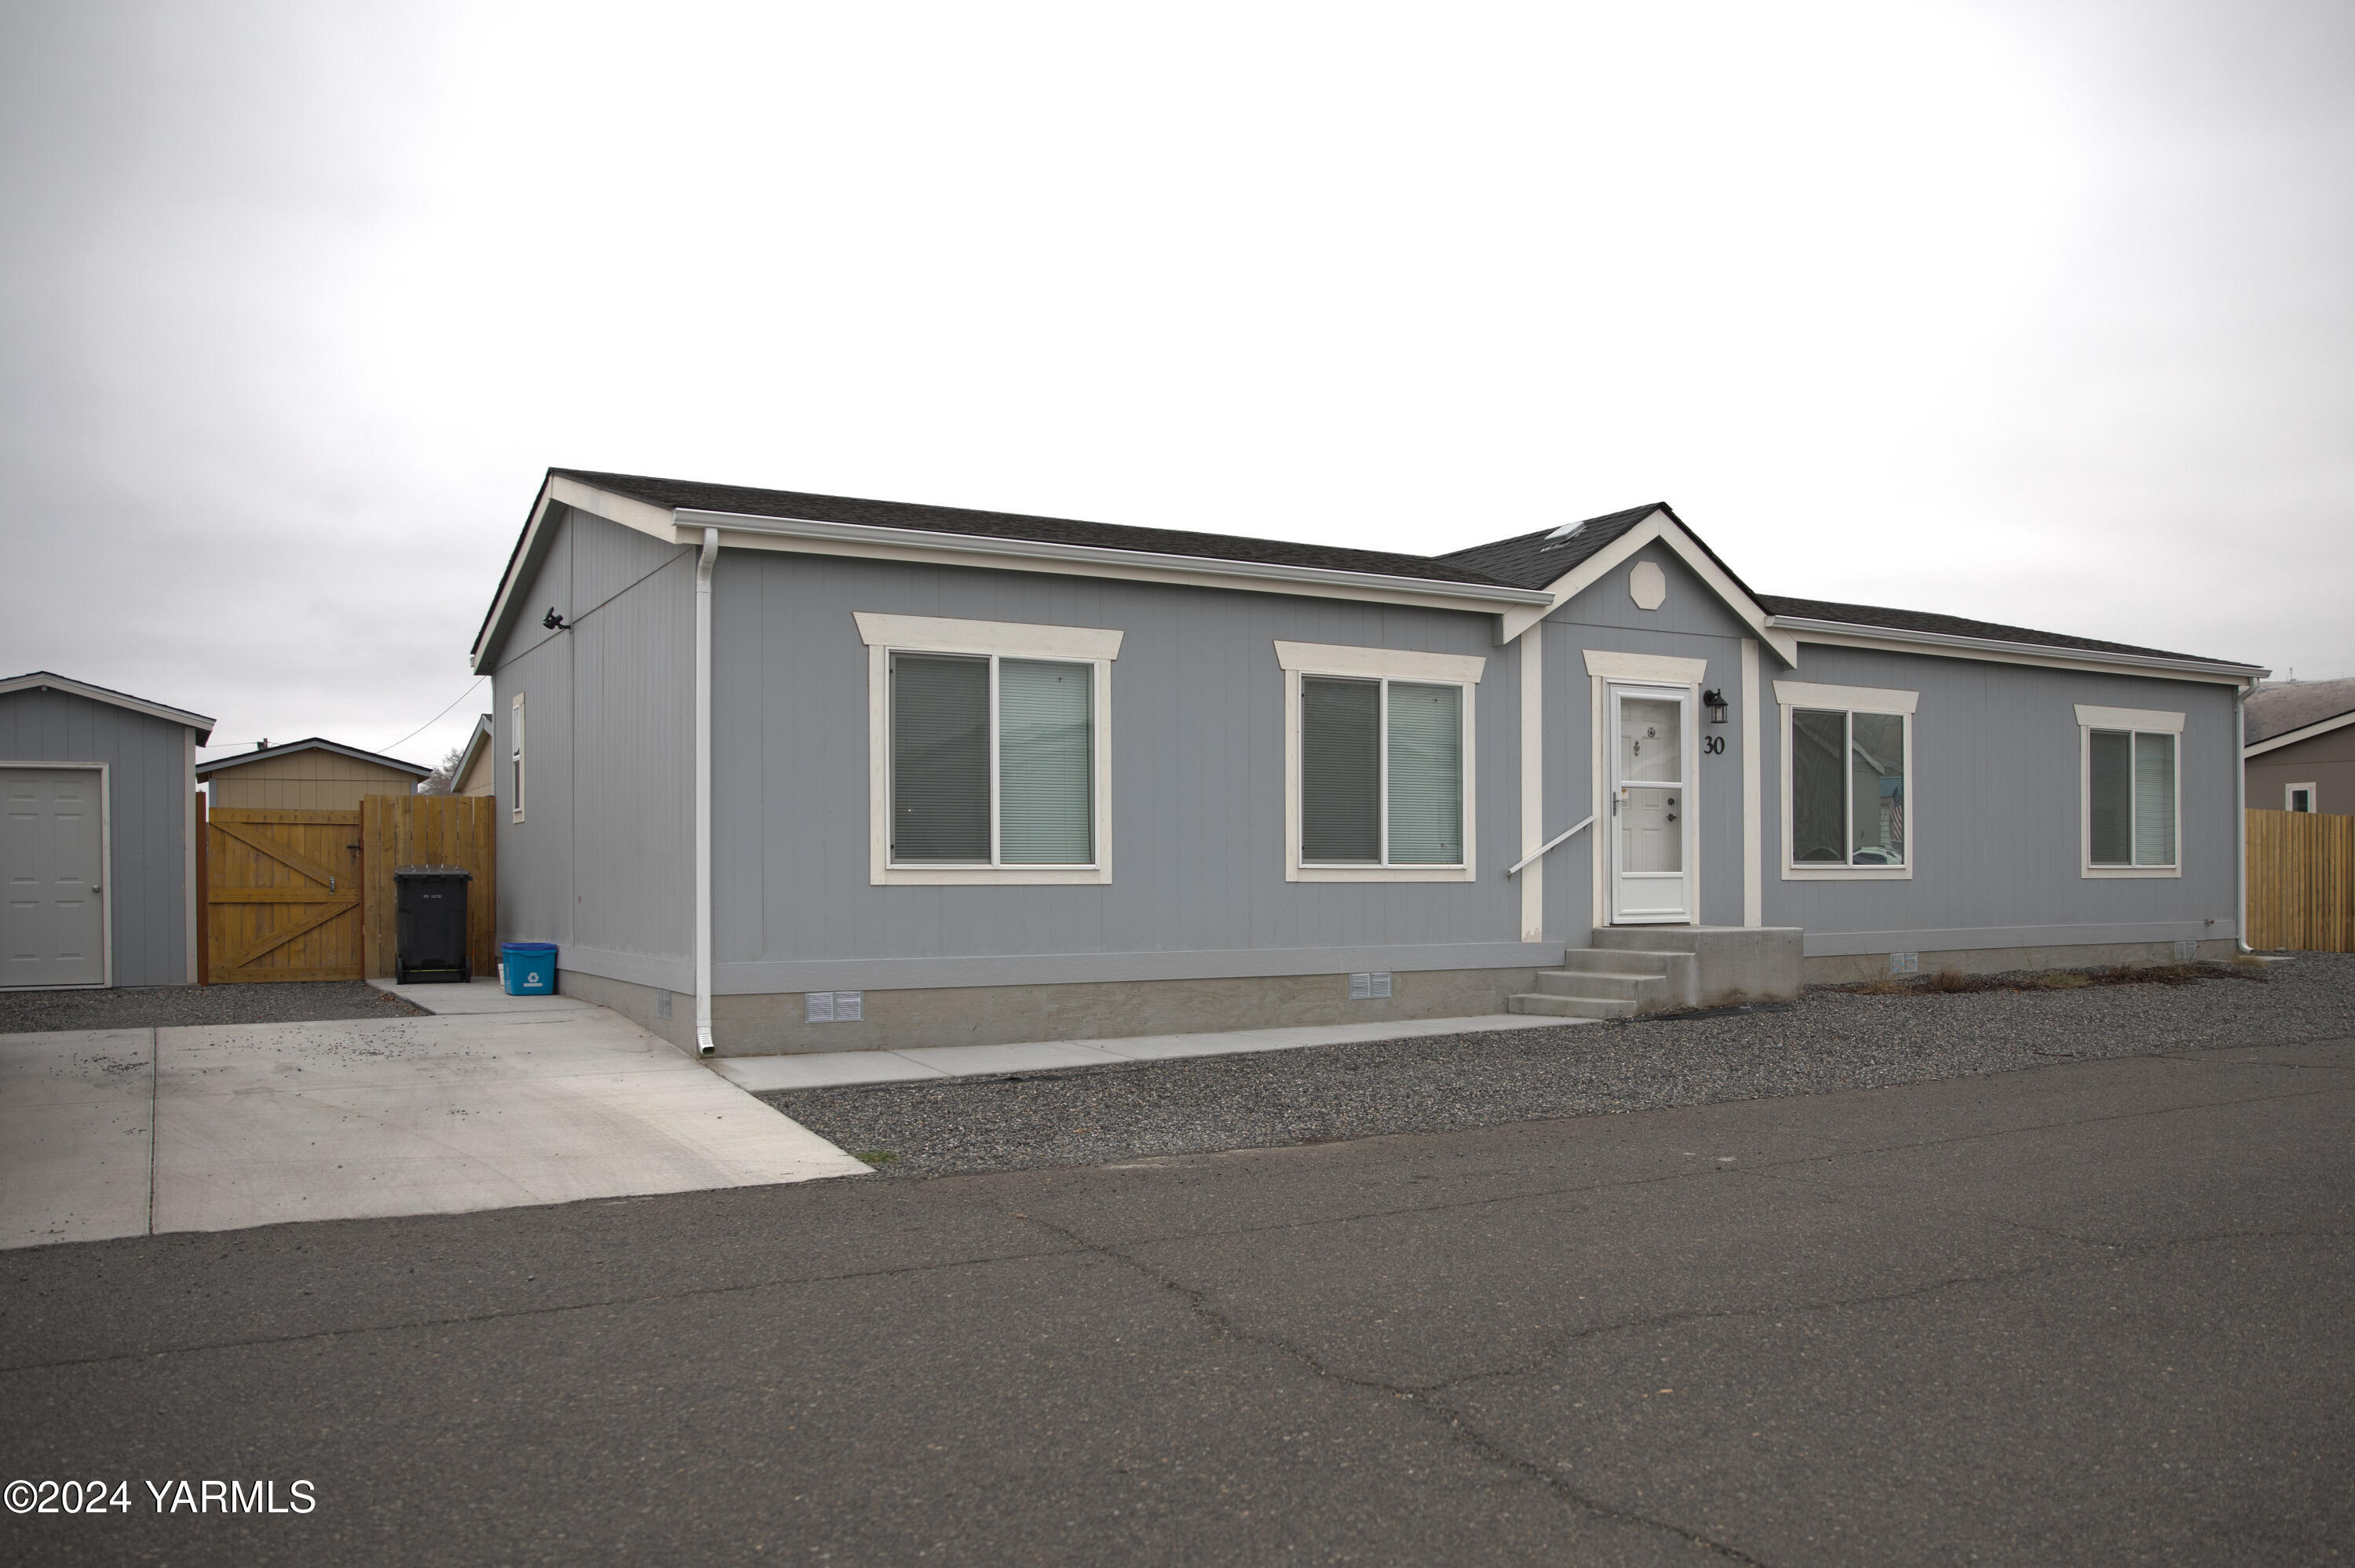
[360,793,498,980]
[205,808,364,982]
[2247,808,2355,953]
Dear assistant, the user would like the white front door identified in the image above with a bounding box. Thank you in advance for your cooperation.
[2,768,107,987]
[1608,684,1692,924]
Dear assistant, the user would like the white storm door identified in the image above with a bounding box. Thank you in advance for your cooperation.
[1608,685,1692,924]
[2,768,107,986]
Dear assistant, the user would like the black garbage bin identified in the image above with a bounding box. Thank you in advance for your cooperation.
[394,866,472,983]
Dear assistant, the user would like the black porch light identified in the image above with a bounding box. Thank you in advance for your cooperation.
[1703,688,1729,724]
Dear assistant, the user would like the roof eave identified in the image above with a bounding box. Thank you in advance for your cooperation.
[195,738,433,779]
[666,505,1556,607]
[0,671,215,742]
[1767,615,2269,683]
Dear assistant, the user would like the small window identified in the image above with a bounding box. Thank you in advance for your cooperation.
[2087,729,2175,867]
[2287,783,2316,814]
[1789,708,1907,867]
[889,652,1094,866]
[509,694,525,823]
[1300,676,1465,866]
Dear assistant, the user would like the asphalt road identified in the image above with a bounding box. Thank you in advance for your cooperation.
[3,1036,2350,1566]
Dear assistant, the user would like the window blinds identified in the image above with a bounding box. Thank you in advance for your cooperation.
[2133,731,2175,866]
[890,654,990,862]
[998,659,1093,864]
[1386,681,1462,864]
[1302,676,1381,862]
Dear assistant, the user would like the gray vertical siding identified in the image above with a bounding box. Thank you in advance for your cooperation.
[0,687,194,986]
[1759,644,2242,954]
[1540,542,1758,946]
[491,506,696,988]
[710,549,1539,992]
[496,506,2249,997]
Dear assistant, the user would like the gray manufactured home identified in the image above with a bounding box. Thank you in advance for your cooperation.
[2,672,214,989]
[470,470,2265,1056]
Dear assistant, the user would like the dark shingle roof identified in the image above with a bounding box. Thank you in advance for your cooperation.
[1433,503,1670,589]
[1757,596,2234,665]
[551,469,1524,592]
[2244,676,2355,742]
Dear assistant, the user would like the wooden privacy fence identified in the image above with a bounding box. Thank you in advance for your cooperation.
[2246,808,2355,953]
[360,793,498,980]
[204,807,366,982]
[200,793,497,982]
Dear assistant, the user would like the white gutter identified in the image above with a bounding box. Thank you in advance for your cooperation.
[2236,682,2251,954]
[1765,615,2269,683]
[668,506,1556,609]
[694,526,718,1056]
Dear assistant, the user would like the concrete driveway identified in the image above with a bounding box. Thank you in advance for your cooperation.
[1,990,866,1249]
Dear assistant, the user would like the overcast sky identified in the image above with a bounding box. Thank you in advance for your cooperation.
[4,0,2349,770]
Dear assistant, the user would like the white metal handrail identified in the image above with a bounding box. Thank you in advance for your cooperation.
[1505,814,1595,878]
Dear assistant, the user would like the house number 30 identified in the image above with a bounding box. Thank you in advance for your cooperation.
[1703,735,1725,755]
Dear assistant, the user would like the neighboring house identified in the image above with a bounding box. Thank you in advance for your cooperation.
[469,469,2266,1057]
[450,714,498,797]
[2244,695,2355,815]
[195,738,433,811]
[1,670,214,989]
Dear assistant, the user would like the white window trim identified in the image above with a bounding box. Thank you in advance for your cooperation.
[1275,640,1483,883]
[1776,683,1916,881]
[1586,648,1707,684]
[2077,707,2183,878]
[858,612,1119,886]
[509,693,525,823]
[2287,782,2317,813]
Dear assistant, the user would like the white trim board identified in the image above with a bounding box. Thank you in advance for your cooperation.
[1518,623,1543,942]
[1585,648,1708,684]
[2075,704,2184,733]
[1776,680,1919,716]
[855,611,1123,662]
[2243,706,2355,758]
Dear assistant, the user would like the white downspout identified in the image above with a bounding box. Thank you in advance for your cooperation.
[2235,681,2251,954]
[694,526,719,1055]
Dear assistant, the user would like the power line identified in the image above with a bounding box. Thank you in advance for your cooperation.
[379,676,489,755]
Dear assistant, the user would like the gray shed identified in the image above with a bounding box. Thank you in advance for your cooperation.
[1,671,214,988]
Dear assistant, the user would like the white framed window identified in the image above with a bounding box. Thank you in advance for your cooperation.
[2286,782,2316,814]
[856,612,1120,886]
[509,693,526,823]
[1775,680,1915,880]
[1276,641,1484,883]
[2076,704,2182,877]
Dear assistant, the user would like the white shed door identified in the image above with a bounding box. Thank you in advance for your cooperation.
[2,769,106,986]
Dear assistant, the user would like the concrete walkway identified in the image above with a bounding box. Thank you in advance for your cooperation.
[1,1005,868,1251]
[712,1012,1582,1093]
[367,975,591,1014]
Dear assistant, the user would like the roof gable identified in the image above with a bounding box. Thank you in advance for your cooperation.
[0,670,214,742]
[195,738,432,780]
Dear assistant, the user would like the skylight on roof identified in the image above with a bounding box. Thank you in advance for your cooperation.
[1543,520,1587,545]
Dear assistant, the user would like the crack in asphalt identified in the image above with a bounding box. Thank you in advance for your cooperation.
[7,1065,2346,1388]
[1013,1211,1775,1566]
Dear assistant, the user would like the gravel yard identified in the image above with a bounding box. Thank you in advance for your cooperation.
[0,979,427,1034]
[764,954,2355,1179]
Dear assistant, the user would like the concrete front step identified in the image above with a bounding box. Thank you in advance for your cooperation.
[1533,969,1659,1001]
[1509,992,1638,1019]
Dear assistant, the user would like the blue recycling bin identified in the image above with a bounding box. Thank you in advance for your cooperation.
[500,942,557,996]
